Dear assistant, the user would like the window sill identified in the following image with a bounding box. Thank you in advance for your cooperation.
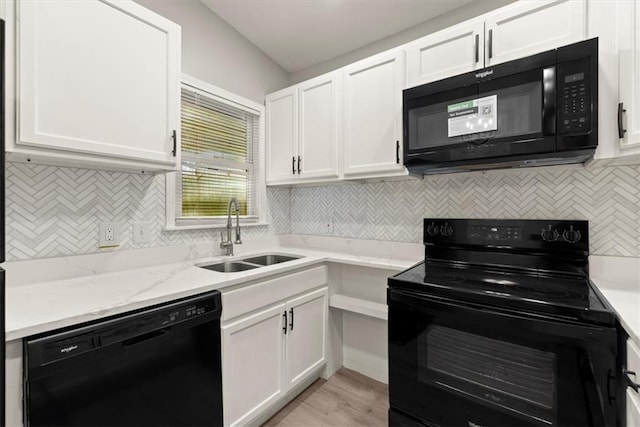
[163,222,270,232]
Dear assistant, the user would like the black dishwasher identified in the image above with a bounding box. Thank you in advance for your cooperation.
[24,291,223,427]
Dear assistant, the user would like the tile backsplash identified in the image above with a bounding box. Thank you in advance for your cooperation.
[290,164,640,257]
[5,163,290,261]
[6,162,640,261]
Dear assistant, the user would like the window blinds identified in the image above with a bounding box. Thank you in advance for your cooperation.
[178,87,259,218]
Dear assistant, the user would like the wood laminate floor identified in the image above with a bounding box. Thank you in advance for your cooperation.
[263,368,389,427]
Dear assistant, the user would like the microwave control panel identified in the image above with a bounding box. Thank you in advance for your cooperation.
[558,58,591,135]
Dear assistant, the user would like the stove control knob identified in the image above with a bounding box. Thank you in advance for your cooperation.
[426,222,439,236]
[562,226,582,243]
[440,222,454,237]
[540,226,559,242]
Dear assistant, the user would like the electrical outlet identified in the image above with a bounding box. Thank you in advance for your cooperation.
[99,222,120,248]
[326,218,334,234]
[133,222,152,244]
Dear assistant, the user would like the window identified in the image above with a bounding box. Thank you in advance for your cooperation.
[166,75,266,229]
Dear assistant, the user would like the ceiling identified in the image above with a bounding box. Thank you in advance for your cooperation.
[201,0,475,73]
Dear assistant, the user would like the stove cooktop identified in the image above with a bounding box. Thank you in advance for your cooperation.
[390,261,616,326]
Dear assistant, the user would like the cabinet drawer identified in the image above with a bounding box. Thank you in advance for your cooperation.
[222,265,327,321]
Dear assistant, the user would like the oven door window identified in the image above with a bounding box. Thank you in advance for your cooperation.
[388,290,618,427]
[421,325,556,424]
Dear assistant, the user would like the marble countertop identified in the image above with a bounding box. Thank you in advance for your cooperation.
[592,277,640,346]
[5,240,419,341]
[6,236,639,348]
[590,255,640,346]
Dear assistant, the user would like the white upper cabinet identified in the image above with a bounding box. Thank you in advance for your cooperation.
[266,72,339,184]
[298,73,340,180]
[266,87,298,183]
[342,49,406,178]
[15,0,181,171]
[617,0,640,151]
[263,0,600,183]
[485,0,586,66]
[406,0,586,89]
[407,20,484,87]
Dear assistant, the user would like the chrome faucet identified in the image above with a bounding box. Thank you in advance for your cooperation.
[220,198,242,256]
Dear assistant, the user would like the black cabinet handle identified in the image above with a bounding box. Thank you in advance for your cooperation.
[626,369,639,392]
[289,308,294,331]
[283,311,288,334]
[292,156,296,174]
[297,156,301,174]
[488,29,493,59]
[171,130,177,157]
[475,34,479,63]
[396,141,400,164]
[618,102,627,139]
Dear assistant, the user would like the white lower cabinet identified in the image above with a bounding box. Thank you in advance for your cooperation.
[628,389,640,427]
[221,285,328,427]
[286,288,328,390]
[222,304,287,427]
[627,339,640,427]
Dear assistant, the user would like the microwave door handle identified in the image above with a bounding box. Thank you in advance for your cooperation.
[542,66,556,135]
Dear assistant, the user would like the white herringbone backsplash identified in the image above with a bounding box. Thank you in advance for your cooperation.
[6,162,640,260]
[5,163,290,261]
[290,164,640,257]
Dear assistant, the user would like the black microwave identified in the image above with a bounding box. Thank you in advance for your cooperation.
[403,38,598,175]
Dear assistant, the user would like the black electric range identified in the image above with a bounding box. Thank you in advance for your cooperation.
[387,219,621,427]
[392,260,615,326]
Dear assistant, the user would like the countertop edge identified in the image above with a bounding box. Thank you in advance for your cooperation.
[591,276,640,347]
[5,246,419,342]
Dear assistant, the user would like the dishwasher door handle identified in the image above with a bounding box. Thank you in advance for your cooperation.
[123,329,170,348]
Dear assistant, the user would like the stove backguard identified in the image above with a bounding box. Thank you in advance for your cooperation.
[423,219,589,277]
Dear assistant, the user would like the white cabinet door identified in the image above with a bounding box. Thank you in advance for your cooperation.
[407,19,484,88]
[286,288,328,390]
[222,304,287,427]
[297,72,340,180]
[343,49,406,177]
[629,389,640,427]
[485,0,586,66]
[266,87,298,183]
[618,0,640,150]
[17,0,180,166]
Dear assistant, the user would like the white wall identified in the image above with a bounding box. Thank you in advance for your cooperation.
[289,0,516,85]
[135,0,288,103]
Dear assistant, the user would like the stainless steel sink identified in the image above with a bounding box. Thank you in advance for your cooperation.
[241,254,301,266]
[199,261,259,273]
[199,254,302,273]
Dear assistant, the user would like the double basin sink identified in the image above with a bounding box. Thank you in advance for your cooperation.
[198,254,302,273]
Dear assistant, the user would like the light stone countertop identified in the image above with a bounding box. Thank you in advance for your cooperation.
[5,236,639,347]
[4,236,421,341]
[590,255,640,346]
